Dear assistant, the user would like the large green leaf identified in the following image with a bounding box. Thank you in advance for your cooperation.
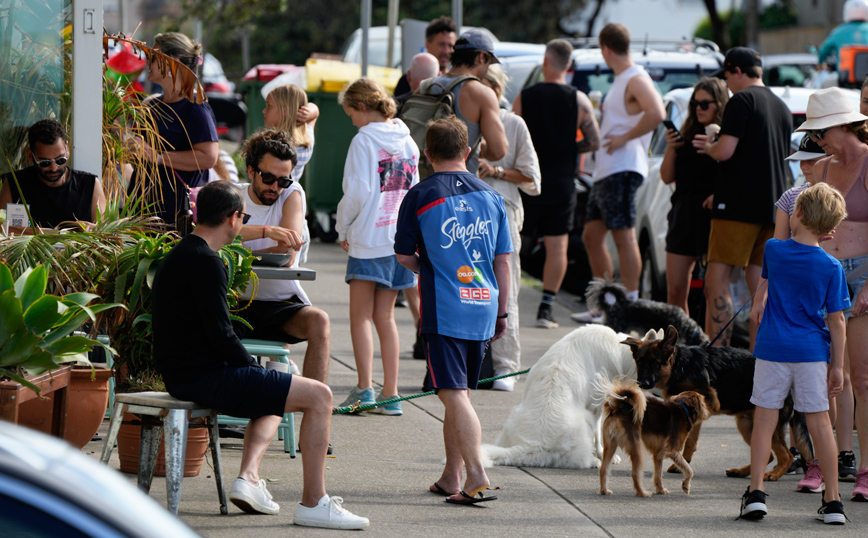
[129,257,154,310]
[12,266,33,297]
[0,367,40,393]
[0,329,42,366]
[18,265,47,312]
[0,289,25,347]
[21,350,61,375]
[23,295,63,334]
[0,263,13,294]
[44,335,101,356]
[62,292,99,307]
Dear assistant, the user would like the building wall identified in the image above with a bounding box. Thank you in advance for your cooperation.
[758,25,831,55]
[793,0,845,29]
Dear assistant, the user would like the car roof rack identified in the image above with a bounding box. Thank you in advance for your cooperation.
[568,36,721,55]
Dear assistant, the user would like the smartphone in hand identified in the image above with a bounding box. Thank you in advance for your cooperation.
[662,120,683,141]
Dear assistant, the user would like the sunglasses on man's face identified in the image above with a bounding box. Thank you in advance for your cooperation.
[35,156,68,168]
[690,99,715,111]
[238,211,252,224]
[256,168,293,189]
[806,127,833,140]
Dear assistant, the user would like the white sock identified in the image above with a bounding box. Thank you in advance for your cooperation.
[626,290,639,302]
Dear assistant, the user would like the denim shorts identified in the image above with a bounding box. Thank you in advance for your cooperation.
[750,359,828,413]
[586,171,644,230]
[345,254,416,290]
[837,253,868,320]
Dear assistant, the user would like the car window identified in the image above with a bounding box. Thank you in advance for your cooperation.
[572,68,710,98]
[649,102,676,156]
[764,65,815,87]
[503,62,541,106]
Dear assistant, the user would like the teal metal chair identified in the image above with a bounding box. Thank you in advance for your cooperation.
[217,339,297,457]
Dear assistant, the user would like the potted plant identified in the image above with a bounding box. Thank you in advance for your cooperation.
[0,261,122,441]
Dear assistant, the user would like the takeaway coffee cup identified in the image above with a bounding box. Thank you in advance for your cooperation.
[705,123,721,140]
[265,361,289,374]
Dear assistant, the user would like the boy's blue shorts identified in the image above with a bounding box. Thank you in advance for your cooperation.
[423,334,487,391]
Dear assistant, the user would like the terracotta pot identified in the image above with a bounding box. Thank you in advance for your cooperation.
[64,366,113,449]
[16,366,113,449]
[117,413,210,477]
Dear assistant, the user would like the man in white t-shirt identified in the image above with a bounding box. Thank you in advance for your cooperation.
[232,129,332,384]
[573,23,664,324]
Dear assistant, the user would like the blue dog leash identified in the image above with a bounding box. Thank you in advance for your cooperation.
[705,280,767,348]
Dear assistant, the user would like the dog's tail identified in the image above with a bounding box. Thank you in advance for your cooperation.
[585,278,629,318]
[595,375,647,425]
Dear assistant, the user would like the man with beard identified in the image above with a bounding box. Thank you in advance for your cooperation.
[1,119,106,231]
[231,129,332,386]
[393,16,457,96]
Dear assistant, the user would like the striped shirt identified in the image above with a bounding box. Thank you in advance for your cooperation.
[774,183,809,217]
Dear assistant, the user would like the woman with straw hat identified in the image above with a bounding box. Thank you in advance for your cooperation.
[794,86,868,501]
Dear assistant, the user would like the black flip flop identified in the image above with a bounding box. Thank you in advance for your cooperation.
[445,489,498,505]
[429,482,454,496]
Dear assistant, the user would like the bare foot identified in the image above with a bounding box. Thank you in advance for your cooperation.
[429,482,458,496]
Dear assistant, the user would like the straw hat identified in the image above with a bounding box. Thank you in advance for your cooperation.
[795,87,868,132]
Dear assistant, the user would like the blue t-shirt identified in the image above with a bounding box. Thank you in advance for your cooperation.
[394,171,512,340]
[150,95,218,188]
[754,239,850,363]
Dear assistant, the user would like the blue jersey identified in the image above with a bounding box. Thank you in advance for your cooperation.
[395,171,512,340]
[754,239,850,363]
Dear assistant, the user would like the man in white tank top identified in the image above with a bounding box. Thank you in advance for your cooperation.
[232,129,333,385]
[573,23,665,324]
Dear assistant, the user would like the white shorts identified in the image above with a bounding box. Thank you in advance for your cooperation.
[750,359,829,413]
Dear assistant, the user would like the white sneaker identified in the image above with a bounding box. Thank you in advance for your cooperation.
[228,477,279,515]
[293,495,370,530]
[570,309,603,324]
[288,359,301,375]
[492,377,515,391]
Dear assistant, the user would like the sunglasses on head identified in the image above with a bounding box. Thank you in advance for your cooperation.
[256,168,293,188]
[806,127,833,140]
[690,99,715,111]
[35,156,68,168]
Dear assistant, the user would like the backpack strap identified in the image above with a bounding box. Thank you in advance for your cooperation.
[419,74,480,97]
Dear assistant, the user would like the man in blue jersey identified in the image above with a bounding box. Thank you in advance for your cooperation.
[395,116,511,505]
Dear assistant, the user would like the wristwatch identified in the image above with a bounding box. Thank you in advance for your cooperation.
[495,166,505,179]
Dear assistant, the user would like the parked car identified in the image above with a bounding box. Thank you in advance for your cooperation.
[762,53,818,88]
[0,421,201,537]
[201,54,247,141]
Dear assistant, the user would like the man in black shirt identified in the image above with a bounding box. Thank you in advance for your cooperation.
[693,47,792,347]
[151,181,368,529]
[0,119,106,232]
[514,39,600,328]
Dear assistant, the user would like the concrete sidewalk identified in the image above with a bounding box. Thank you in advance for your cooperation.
[87,241,864,537]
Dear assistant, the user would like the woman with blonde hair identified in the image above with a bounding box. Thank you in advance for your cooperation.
[477,63,542,391]
[335,78,419,414]
[263,84,319,181]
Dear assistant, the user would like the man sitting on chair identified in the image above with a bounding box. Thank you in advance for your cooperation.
[151,181,368,529]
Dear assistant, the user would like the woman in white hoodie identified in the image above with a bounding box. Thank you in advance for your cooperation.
[336,78,420,415]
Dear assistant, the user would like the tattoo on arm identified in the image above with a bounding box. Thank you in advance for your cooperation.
[576,102,600,154]
[710,296,735,344]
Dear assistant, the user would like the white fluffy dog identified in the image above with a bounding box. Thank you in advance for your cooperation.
[482,325,648,469]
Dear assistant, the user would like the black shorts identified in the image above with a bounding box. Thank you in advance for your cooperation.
[424,334,487,391]
[585,171,643,230]
[665,193,712,257]
[522,196,576,237]
[232,297,307,344]
[167,365,291,419]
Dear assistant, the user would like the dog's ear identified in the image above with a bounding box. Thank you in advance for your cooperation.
[661,325,678,358]
[621,337,642,352]
[692,394,712,421]
[642,328,660,342]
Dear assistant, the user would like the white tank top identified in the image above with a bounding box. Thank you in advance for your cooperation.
[592,64,654,183]
[238,183,311,305]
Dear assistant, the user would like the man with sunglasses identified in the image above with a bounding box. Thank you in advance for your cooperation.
[231,129,333,388]
[692,46,792,347]
[1,119,105,231]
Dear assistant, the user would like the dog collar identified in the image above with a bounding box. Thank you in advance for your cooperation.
[680,400,691,418]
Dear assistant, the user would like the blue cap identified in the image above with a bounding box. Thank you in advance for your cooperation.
[453,29,499,64]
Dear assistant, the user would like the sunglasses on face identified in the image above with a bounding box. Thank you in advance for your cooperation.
[238,211,251,224]
[35,156,68,168]
[806,127,832,140]
[690,99,715,111]
[256,168,293,188]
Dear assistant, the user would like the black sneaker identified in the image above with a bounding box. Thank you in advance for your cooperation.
[536,306,559,329]
[787,447,807,475]
[839,450,857,482]
[817,499,847,525]
[737,487,768,520]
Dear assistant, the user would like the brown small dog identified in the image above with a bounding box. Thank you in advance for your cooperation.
[598,377,710,497]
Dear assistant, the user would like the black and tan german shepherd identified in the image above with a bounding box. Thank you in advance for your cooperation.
[621,325,811,481]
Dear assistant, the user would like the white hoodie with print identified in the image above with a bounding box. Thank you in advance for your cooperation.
[336,119,419,259]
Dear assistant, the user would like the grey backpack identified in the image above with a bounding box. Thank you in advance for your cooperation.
[397,75,478,179]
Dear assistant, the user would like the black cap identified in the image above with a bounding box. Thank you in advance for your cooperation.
[713,47,762,79]
[453,29,500,64]
[785,134,826,161]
